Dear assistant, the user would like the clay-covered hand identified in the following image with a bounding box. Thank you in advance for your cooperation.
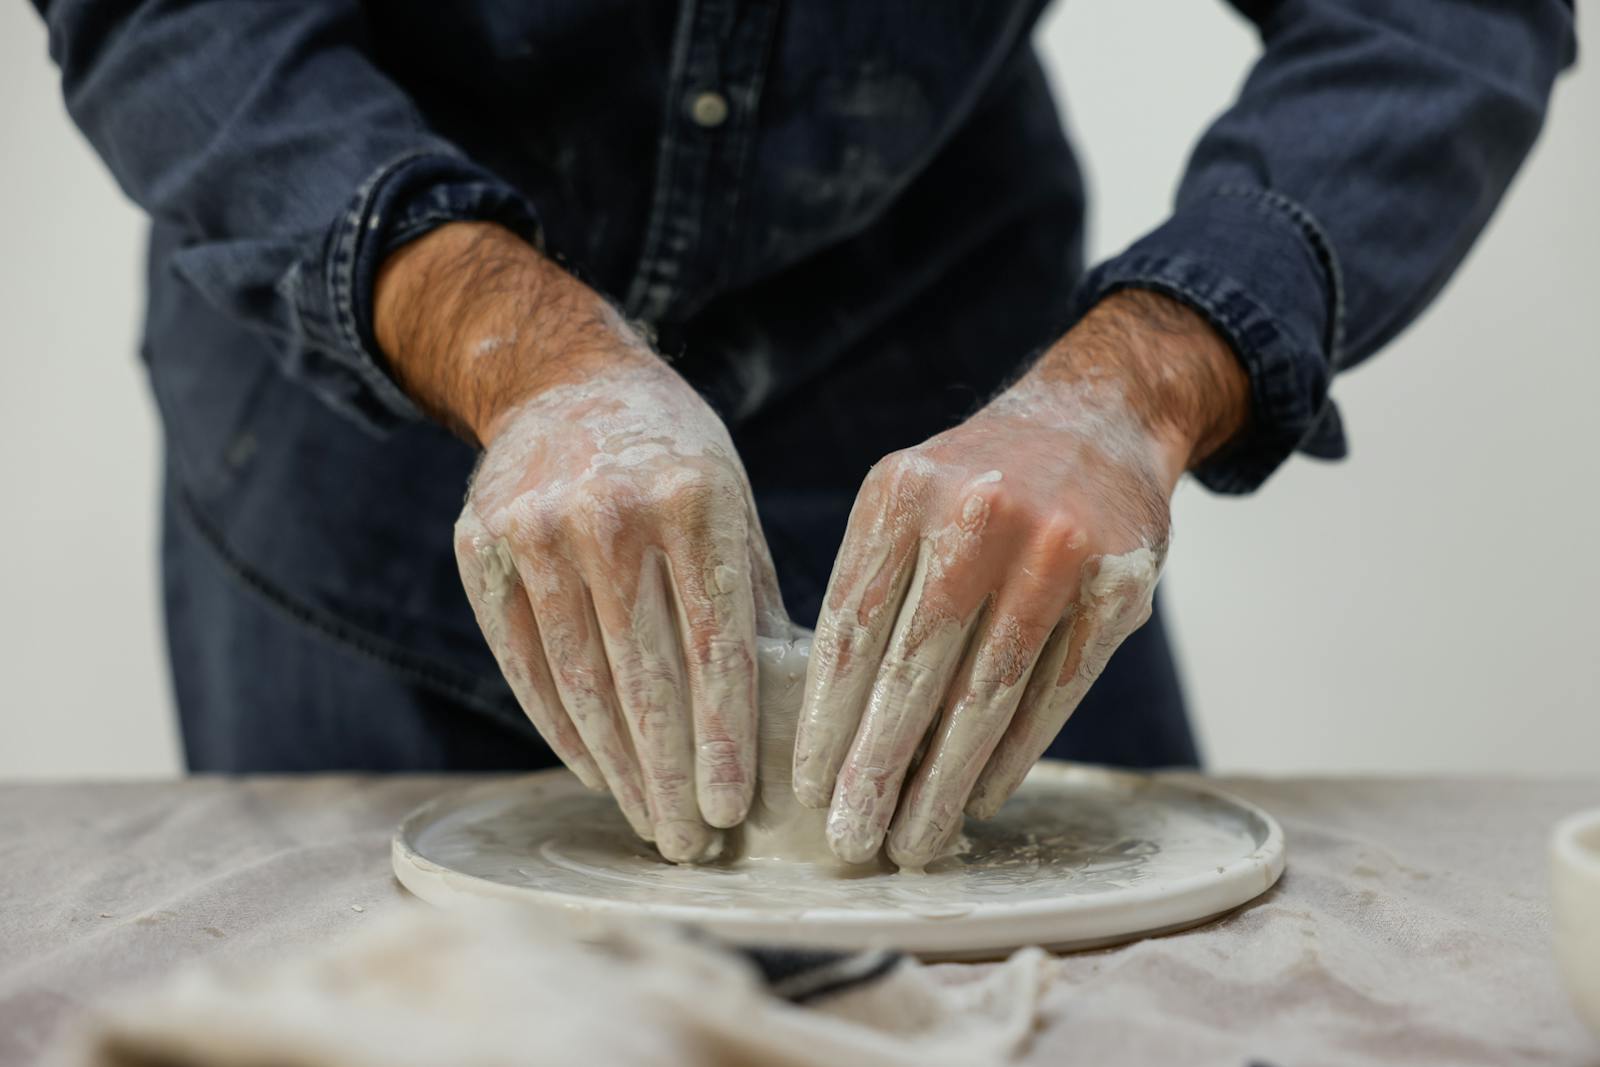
[793,291,1251,868]
[375,223,788,863]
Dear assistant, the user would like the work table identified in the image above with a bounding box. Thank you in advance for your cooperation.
[1,775,1595,1065]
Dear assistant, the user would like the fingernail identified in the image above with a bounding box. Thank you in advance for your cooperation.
[699,782,752,829]
[790,754,833,809]
[616,799,656,841]
[886,820,936,870]
[567,759,607,792]
[656,820,719,864]
[793,779,832,810]
[964,786,1004,821]
[826,805,885,865]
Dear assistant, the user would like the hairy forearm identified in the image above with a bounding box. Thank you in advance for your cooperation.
[1031,289,1251,476]
[373,222,653,445]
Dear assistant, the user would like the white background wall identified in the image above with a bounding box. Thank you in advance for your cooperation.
[1,3,1595,779]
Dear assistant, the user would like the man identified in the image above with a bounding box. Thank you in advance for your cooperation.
[33,1,1574,866]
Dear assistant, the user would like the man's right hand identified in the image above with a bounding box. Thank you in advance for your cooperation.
[375,223,787,862]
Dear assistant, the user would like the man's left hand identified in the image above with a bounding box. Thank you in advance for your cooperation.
[792,290,1251,867]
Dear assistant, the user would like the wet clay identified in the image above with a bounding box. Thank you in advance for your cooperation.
[728,635,901,871]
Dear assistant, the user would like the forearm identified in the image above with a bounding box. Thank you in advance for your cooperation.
[424,232,779,862]
[1024,290,1252,486]
[374,222,653,446]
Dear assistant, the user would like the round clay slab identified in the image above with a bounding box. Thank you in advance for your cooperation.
[393,762,1285,960]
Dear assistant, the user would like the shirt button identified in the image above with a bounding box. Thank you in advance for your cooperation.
[688,90,730,128]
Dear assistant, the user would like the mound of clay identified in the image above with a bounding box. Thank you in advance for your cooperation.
[726,635,899,872]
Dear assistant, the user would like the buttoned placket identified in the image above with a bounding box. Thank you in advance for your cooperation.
[623,0,781,325]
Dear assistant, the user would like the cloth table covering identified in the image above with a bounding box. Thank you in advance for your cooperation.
[1,775,1595,1065]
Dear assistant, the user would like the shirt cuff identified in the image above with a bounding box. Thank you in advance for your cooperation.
[302,151,542,434]
[1068,186,1348,494]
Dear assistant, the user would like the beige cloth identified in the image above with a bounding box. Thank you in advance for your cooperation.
[1,775,1597,1066]
[64,907,1047,1067]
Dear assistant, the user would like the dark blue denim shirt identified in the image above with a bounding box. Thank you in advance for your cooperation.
[31,1,1577,728]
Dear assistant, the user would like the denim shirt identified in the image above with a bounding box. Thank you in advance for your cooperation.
[32,1,1576,723]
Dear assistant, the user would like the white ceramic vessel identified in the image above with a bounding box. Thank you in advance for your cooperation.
[1552,806,1600,1038]
[393,762,1286,960]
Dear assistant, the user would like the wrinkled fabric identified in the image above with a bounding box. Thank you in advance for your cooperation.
[2,776,1596,1066]
[61,910,1049,1067]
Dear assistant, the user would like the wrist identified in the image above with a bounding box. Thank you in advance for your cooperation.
[1035,289,1251,475]
[373,221,650,446]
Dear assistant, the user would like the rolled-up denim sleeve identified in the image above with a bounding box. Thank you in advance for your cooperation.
[33,0,540,432]
[1068,0,1577,493]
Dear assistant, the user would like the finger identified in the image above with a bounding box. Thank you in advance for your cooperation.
[593,547,720,863]
[886,596,1064,869]
[662,519,759,830]
[515,556,654,840]
[454,517,603,790]
[965,555,1157,819]
[962,609,1109,819]
[793,489,921,809]
[825,544,979,863]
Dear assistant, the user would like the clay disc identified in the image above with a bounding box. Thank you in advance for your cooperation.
[392,762,1285,960]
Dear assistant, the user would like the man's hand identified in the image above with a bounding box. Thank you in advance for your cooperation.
[793,290,1250,867]
[376,223,788,862]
